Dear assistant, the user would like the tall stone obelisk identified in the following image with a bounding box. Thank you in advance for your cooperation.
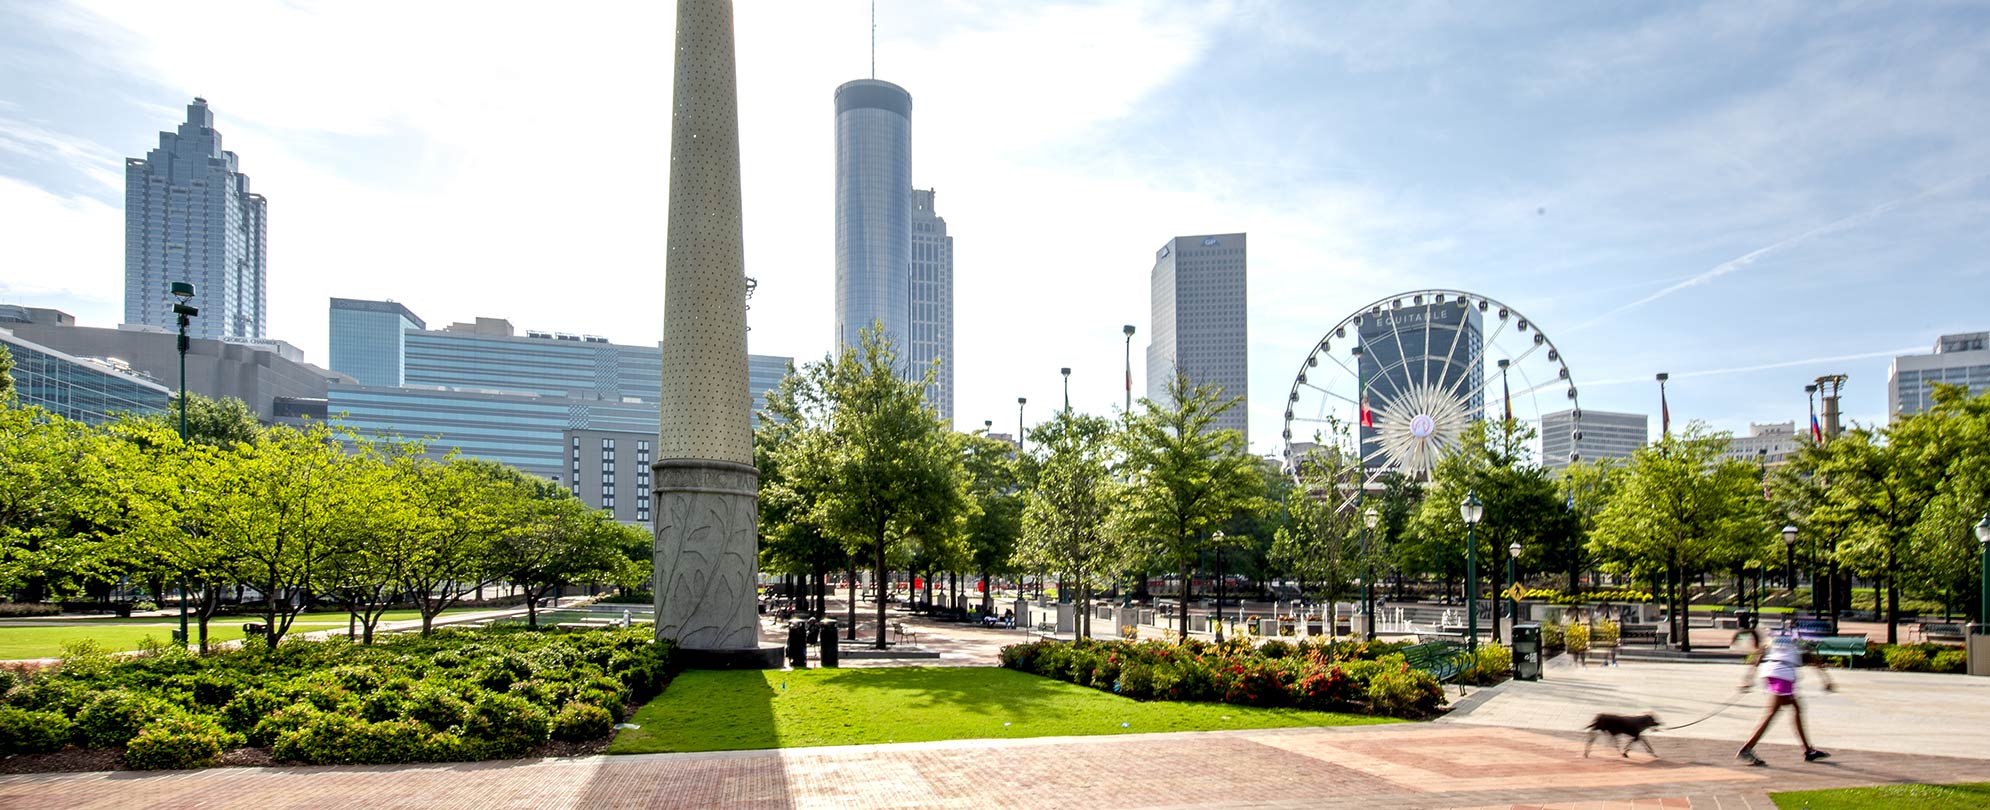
[654,0,772,667]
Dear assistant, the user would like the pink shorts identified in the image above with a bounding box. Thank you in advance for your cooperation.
[1765,676,1795,696]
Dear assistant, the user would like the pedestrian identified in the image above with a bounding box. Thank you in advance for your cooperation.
[1735,630,1835,766]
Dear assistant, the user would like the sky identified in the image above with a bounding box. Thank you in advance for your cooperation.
[2,0,1987,457]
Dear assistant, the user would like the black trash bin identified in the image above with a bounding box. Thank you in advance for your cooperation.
[819,619,839,668]
[786,623,809,669]
[1735,609,1758,631]
[1512,623,1542,681]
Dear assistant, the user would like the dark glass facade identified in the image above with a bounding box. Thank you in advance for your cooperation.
[834,79,913,356]
[0,332,171,424]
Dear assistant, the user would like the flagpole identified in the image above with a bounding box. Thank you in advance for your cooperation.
[1656,372,1670,440]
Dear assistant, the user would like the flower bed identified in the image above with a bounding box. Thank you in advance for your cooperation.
[0,626,672,771]
[999,637,1450,718]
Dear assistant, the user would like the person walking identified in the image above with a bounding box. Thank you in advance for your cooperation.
[1736,630,1835,766]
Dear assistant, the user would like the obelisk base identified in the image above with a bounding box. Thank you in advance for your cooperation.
[653,459,776,668]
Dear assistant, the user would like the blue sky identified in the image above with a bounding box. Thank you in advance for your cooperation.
[2,0,1986,456]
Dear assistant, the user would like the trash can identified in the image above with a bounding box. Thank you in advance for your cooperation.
[786,623,809,669]
[819,619,840,668]
[1512,623,1542,681]
[1735,609,1757,631]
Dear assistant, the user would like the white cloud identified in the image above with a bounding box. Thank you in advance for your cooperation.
[0,175,122,306]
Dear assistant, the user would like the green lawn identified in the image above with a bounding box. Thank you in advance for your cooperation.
[1771,782,1990,809]
[608,666,1396,754]
[0,608,491,659]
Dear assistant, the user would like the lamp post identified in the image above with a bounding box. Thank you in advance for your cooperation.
[1507,541,1522,642]
[1212,530,1227,643]
[170,282,198,648]
[1017,397,1027,453]
[1974,515,1989,632]
[1363,506,1379,641]
[1122,325,1136,416]
[1782,524,1799,593]
[1460,491,1484,654]
[1060,367,1071,413]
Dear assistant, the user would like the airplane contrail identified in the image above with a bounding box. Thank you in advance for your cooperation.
[1583,347,1920,387]
[1569,174,1986,333]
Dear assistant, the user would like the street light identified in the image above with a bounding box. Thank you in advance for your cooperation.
[170,281,198,648]
[1212,529,1227,643]
[1460,491,1484,654]
[1975,515,1989,633]
[1122,325,1136,416]
[1507,541,1522,643]
[1782,524,1799,594]
[1363,506,1380,641]
[1017,397,1027,453]
[1060,367,1071,413]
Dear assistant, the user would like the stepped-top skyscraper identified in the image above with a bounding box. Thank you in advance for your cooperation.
[125,98,268,340]
[1147,233,1249,438]
[910,188,954,422]
[833,80,912,356]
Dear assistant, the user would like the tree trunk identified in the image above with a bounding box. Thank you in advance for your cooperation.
[1178,559,1192,642]
[1885,578,1900,645]
[846,564,858,640]
[874,537,889,650]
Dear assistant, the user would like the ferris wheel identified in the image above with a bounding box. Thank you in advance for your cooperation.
[1280,289,1581,496]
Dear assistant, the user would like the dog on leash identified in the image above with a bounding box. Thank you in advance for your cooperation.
[1583,712,1661,758]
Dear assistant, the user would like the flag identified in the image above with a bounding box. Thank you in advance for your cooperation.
[1810,414,1822,442]
[1360,397,1375,429]
[1502,373,1513,423]
[1661,391,1671,438]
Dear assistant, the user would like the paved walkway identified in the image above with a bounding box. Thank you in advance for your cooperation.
[11,721,1990,809]
[1445,654,1990,758]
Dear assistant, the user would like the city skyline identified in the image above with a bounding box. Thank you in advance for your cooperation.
[4,2,1989,455]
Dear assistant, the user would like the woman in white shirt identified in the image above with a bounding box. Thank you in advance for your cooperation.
[1736,632,1835,766]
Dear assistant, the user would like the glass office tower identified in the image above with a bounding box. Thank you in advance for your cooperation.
[910,188,954,423]
[329,298,426,387]
[124,98,268,340]
[1146,234,1250,437]
[834,79,913,356]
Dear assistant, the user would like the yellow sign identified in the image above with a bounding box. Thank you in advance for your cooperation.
[1502,584,1530,602]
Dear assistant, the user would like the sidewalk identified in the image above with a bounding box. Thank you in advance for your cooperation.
[10,719,1990,808]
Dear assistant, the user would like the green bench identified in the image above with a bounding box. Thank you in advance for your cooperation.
[1806,636,1867,662]
[1402,640,1470,682]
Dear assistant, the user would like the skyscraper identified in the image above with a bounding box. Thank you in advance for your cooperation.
[329,298,425,387]
[1542,408,1646,470]
[1146,233,1249,438]
[124,98,267,340]
[833,79,912,356]
[910,188,953,422]
[1888,331,1989,420]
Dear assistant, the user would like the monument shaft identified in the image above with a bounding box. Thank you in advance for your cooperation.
[655,0,762,658]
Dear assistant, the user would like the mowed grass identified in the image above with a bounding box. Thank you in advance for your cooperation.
[1771,782,1990,809]
[0,608,488,659]
[608,666,1396,754]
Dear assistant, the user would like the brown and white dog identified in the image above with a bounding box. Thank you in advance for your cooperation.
[1583,712,1661,758]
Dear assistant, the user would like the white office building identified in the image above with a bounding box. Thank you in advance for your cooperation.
[1146,233,1248,438]
[1889,332,1990,420]
[1541,408,1645,470]
[1723,421,1807,466]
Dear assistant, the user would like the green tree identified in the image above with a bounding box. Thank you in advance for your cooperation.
[206,423,357,644]
[1017,412,1120,638]
[490,494,642,628]
[0,344,13,402]
[756,362,845,616]
[1902,386,1990,620]
[99,418,237,650]
[1407,419,1563,610]
[960,431,1023,614]
[1590,423,1769,650]
[1271,422,1364,605]
[390,457,535,635]
[0,404,100,601]
[778,326,966,649]
[1553,458,1623,594]
[161,392,263,447]
[1118,370,1267,639]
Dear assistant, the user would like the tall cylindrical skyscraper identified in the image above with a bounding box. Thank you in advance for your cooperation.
[653,0,771,666]
[833,79,913,354]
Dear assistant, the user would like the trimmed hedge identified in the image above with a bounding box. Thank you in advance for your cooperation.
[1000,637,1445,718]
[1,625,672,768]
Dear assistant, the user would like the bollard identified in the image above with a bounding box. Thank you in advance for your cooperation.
[786,622,809,669]
[820,619,840,668]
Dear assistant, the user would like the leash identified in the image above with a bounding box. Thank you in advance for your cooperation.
[1661,687,1748,730]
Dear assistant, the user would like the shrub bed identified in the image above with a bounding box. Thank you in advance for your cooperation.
[1000,637,1446,718]
[1858,642,1967,674]
[0,626,673,769]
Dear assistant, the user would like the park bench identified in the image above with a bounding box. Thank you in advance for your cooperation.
[1921,623,1966,645]
[1806,636,1867,663]
[1793,619,1834,639]
[1401,640,1470,683]
[1619,624,1662,647]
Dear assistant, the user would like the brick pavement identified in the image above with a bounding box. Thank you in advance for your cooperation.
[10,721,1990,809]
